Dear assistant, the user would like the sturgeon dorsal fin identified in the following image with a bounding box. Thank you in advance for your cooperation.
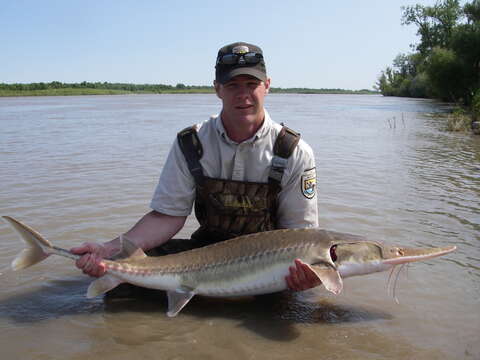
[110,235,147,261]
[308,264,343,295]
[166,286,196,317]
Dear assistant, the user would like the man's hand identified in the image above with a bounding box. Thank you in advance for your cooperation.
[69,211,186,278]
[285,259,322,291]
[70,243,109,278]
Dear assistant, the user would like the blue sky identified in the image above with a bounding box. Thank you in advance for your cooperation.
[2,0,444,90]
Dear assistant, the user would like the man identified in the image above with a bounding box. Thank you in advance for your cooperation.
[71,42,320,292]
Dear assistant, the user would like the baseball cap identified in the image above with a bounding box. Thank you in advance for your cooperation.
[215,42,267,84]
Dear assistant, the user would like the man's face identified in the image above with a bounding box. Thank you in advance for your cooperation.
[214,75,271,127]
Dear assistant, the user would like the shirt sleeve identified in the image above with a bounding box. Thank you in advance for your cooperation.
[276,139,319,228]
[150,138,196,216]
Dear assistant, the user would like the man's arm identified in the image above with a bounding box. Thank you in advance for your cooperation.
[278,140,321,291]
[71,211,186,277]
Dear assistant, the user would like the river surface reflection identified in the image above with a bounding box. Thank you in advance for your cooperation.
[0,94,478,359]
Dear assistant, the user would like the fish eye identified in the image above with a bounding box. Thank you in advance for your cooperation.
[330,245,338,262]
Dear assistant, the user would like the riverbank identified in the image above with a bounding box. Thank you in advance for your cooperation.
[0,82,378,97]
[445,108,480,135]
[0,87,214,96]
[0,88,379,96]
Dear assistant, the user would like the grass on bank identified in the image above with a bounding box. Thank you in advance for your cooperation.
[0,88,379,97]
[0,88,215,97]
[446,108,475,132]
[0,82,379,97]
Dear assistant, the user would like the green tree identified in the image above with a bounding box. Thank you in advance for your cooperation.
[464,0,480,22]
[426,47,466,101]
[379,0,479,106]
[49,81,63,89]
[409,72,430,98]
[401,0,463,54]
[450,0,480,103]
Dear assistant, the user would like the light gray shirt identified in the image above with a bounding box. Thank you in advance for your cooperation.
[151,110,318,228]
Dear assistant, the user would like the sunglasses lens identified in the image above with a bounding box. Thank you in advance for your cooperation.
[219,54,238,65]
[243,53,261,64]
[218,52,262,65]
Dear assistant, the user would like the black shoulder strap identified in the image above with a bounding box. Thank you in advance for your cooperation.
[269,126,301,185]
[177,126,204,185]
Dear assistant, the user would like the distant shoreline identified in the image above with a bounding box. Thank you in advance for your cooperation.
[0,82,378,97]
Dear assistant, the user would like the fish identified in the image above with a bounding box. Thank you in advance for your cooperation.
[2,216,456,317]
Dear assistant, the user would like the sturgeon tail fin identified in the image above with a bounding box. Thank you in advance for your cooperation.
[2,216,54,271]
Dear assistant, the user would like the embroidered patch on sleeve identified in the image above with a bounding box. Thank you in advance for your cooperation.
[301,168,317,199]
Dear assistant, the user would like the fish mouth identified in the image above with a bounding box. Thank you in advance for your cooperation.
[382,245,456,265]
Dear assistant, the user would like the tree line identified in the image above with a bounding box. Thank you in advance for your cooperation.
[0,81,213,93]
[377,0,479,118]
[0,81,378,95]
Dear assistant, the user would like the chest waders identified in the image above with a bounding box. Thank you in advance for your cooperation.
[177,125,300,246]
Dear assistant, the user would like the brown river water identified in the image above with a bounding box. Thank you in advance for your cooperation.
[0,94,478,359]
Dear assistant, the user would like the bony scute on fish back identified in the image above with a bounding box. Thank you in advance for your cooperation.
[2,216,456,317]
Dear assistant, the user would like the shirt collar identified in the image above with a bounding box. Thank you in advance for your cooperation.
[215,109,272,145]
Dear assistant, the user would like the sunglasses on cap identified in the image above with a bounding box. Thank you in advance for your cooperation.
[216,52,263,66]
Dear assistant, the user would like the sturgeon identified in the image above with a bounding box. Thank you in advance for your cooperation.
[3,216,456,317]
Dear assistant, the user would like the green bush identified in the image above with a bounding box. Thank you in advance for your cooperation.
[409,72,429,98]
[472,91,480,121]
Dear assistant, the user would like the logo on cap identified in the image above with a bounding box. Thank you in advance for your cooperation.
[232,45,249,54]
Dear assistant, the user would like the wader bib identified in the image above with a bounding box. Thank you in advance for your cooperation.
[176,124,300,246]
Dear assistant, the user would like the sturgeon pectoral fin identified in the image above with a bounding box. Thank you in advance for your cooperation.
[310,264,343,295]
[87,274,123,298]
[166,287,195,317]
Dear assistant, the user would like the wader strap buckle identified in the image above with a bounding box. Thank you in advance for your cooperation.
[269,156,288,183]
